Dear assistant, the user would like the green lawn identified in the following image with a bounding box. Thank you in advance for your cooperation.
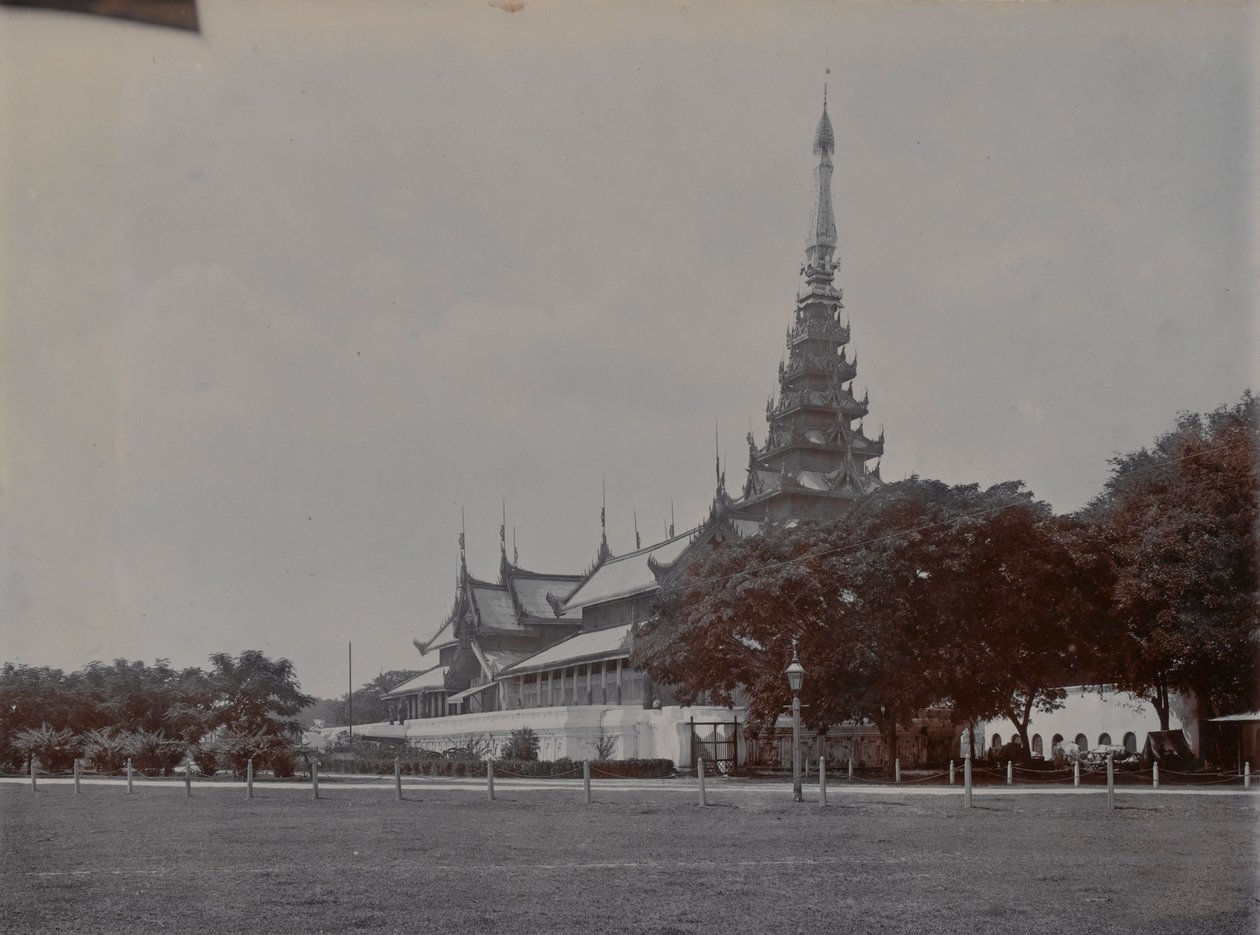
[1,783,1254,934]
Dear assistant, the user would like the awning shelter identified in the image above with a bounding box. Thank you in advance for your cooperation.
[1140,729,1196,769]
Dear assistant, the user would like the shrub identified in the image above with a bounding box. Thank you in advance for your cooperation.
[501,727,541,761]
[447,733,494,760]
[191,743,219,777]
[13,724,79,773]
[125,729,186,776]
[590,758,675,779]
[266,742,298,778]
[80,728,130,774]
[592,732,619,760]
[214,729,274,776]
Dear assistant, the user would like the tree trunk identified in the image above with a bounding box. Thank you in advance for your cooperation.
[1153,677,1171,732]
[1005,694,1035,763]
[875,716,898,780]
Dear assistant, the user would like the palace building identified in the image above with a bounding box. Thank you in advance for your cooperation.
[369,99,894,766]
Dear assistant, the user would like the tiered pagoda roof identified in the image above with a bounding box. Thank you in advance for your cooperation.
[739,96,884,523]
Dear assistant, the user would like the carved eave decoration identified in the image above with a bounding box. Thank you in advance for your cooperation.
[545,591,567,619]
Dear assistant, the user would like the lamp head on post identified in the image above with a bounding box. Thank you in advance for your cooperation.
[785,641,805,695]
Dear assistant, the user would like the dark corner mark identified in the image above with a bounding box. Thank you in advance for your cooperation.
[0,0,200,33]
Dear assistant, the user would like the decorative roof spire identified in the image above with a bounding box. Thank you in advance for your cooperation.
[598,475,610,562]
[458,507,467,576]
[633,508,641,550]
[499,500,507,560]
[806,81,838,279]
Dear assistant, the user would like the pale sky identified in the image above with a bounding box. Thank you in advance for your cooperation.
[1,1,1255,699]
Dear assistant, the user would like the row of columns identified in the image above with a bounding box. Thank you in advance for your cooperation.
[505,658,629,710]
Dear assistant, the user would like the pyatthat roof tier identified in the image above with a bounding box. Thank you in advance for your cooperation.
[563,530,696,611]
[510,573,583,619]
[470,582,520,630]
[500,623,633,676]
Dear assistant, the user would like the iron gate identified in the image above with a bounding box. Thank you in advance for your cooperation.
[690,718,739,775]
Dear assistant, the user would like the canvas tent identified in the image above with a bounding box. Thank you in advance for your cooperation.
[1140,729,1195,770]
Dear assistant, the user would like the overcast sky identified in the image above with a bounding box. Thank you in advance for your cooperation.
[1,1,1255,699]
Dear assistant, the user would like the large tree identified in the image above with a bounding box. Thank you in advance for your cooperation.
[637,479,992,777]
[1085,392,1259,730]
[929,495,1111,755]
[206,650,313,739]
[636,478,1109,774]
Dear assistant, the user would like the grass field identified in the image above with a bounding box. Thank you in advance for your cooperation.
[2,781,1255,934]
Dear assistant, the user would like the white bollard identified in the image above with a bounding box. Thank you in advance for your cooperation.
[184,756,192,797]
[949,759,955,786]
[127,758,134,795]
[895,758,901,784]
[30,758,36,793]
[1246,762,1251,789]
[1074,759,1080,788]
[1106,752,1115,810]
[1006,760,1012,786]
[964,754,973,809]
[819,757,827,808]
[395,756,403,801]
[697,758,707,807]
[312,760,320,800]
[486,760,495,802]
[1152,762,1159,789]
[74,758,81,795]
[246,757,254,799]
[848,757,854,782]
[583,760,592,805]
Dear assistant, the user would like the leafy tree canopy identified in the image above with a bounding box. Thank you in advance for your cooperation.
[1085,391,1258,726]
[634,478,1108,774]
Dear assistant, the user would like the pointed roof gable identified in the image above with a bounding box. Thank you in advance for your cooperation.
[562,527,698,611]
[499,623,634,676]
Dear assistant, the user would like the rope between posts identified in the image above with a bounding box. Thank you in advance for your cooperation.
[1009,773,1079,784]
[1158,768,1239,779]
[324,772,395,785]
[899,770,951,784]
[494,766,584,779]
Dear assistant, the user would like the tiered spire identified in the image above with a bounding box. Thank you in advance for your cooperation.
[805,96,838,281]
[740,88,884,523]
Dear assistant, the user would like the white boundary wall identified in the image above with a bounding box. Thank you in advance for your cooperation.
[976,686,1188,756]
[355,704,744,765]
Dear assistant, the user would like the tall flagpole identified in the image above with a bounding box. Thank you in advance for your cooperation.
[348,642,353,746]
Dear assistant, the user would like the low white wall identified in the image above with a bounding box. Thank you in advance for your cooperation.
[356,704,742,765]
[976,686,1185,755]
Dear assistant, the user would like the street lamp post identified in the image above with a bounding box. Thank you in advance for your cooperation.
[785,643,805,803]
